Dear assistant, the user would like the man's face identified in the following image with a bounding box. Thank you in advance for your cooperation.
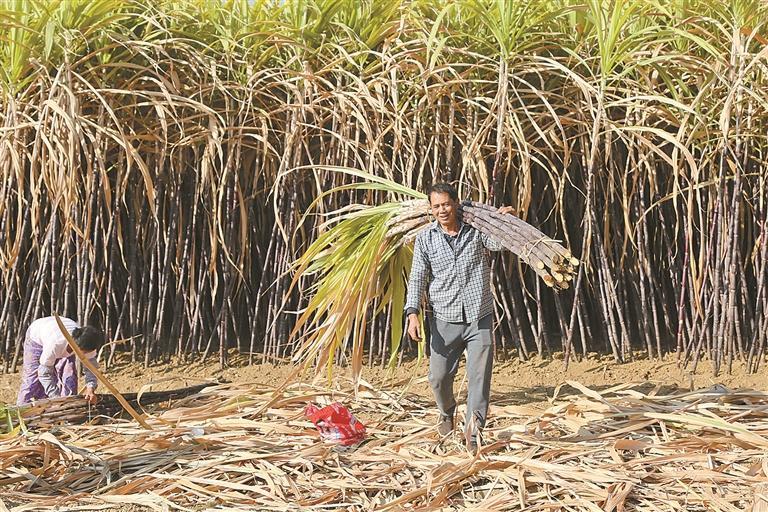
[429,191,458,228]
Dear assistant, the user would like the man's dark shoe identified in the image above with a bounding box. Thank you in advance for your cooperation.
[437,416,454,436]
[466,431,482,454]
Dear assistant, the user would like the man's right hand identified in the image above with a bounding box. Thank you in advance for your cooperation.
[407,313,423,342]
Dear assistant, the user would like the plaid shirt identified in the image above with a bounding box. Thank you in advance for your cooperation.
[405,221,503,323]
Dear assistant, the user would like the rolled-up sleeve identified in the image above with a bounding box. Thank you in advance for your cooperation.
[83,354,99,389]
[481,232,504,251]
[404,235,430,314]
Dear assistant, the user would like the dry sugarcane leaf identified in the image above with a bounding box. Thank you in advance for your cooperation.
[2,380,768,510]
[613,439,652,452]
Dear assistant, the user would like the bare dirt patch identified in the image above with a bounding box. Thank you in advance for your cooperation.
[4,350,768,407]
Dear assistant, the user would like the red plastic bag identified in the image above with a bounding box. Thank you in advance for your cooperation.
[305,402,366,446]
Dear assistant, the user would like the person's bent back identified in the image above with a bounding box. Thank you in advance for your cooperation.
[17,317,105,405]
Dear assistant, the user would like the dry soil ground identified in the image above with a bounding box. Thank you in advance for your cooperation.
[3,350,768,407]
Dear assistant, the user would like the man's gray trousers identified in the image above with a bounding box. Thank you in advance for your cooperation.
[428,314,493,435]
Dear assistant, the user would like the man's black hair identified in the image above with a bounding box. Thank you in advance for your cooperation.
[72,326,105,352]
[426,182,459,203]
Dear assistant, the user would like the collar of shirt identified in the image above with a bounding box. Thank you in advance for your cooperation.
[429,220,466,235]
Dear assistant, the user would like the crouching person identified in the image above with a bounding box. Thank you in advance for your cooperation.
[17,316,105,406]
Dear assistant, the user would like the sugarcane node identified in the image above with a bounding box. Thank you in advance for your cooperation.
[403,198,430,208]
[462,202,572,289]
[570,257,580,266]
[558,281,570,290]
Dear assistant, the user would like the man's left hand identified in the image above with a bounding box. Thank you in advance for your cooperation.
[83,386,98,405]
[497,205,516,216]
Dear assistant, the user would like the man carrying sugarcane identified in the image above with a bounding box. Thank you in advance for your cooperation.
[16,316,105,406]
[405,183,514,452]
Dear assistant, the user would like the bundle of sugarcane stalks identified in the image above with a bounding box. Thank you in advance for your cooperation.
[1,383,212,433]
[3,379,768,511]
[387,199,578,290]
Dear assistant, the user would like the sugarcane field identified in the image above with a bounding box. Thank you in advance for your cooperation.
[2,0,768,510]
